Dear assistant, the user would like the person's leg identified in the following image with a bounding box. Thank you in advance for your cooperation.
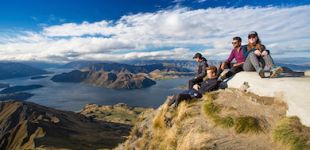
[262,53,283,77]
[188,79,194,90]
[243,52,265,78]
[174,94,192,107]
[224,65,243,79]
[188,77,203,89]
[217,62,224,77]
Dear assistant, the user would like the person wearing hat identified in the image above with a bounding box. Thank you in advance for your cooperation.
[168,66,219,108]
[242,31,283,78]
[217,36,245,81]
[188,52,208,89]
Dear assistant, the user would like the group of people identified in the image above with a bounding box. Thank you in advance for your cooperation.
[168,31,283,108]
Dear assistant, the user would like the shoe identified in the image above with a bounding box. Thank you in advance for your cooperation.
[270,67,283,78]
[258,69,265,78]
[167,96,176,106]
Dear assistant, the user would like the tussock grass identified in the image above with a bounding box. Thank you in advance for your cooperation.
[272,116,310,150]
[203,94,262,132]
[203,100,234,128]
[234,116,262,134]
[152,105,169,129]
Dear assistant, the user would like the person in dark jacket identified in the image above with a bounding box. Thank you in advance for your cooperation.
[188,53,208,89]
[168,66,219,108]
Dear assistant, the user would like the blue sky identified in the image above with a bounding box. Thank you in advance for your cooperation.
[0,0,309,62]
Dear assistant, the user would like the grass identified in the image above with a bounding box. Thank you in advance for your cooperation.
[203,95,262,132]
[234,116,262,134]
[272,116,310,150]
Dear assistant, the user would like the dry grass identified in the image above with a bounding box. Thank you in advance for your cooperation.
[234,116,262,134]
[203,93,263,133]
[272,116,310,150]
[152,104,169,129]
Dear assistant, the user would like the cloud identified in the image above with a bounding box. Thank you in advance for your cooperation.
[0,5,309,62]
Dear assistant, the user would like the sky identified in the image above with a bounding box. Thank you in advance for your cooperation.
[0,0,310,63]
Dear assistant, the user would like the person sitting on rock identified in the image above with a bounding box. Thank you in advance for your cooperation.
[217,36,245,81]
[242,31,283,78]
[168,66,220,108]
[188,53,208,89]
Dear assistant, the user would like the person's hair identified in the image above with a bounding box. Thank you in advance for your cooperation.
[207,66,217,74]
[247,33,264,51]
[233,36,242,42]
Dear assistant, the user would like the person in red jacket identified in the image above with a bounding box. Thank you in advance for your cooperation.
[217,37,245,81]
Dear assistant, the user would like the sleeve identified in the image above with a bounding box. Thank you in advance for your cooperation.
[260,45,266,52]
[242,45,254,58]
[198,80,219,93]
[225,49,235,64]
[196,62,206,79]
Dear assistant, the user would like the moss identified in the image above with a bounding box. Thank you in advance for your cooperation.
[272,117,310,150]
[234,116,262,134]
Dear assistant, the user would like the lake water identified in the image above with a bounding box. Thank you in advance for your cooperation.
[0,68,190,111]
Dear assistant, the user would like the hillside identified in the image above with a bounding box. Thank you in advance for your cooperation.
[0,62,48,80]
[0,101,131,149]
[51,70,156,89]
[118,89,310,150]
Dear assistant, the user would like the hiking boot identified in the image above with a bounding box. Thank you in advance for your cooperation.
[258,69,265,78]
[167,96,176,106]
[270,67,283,78]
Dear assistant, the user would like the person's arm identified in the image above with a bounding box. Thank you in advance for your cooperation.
[233,62,244,67]
[198,79,219,93]
[225,49,235,64]
[196,62,206,79]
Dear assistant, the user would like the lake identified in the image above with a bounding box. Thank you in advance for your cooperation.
[0,68,190,111]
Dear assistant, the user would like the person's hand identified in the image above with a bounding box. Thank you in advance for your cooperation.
[261,50,268,56]
[254,50,261,56]
[193,84,200,90]
[233,63,239,67]
[220,63,225,70]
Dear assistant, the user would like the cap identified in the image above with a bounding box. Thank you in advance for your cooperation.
[248,31,258,36]
[193,53,202,59]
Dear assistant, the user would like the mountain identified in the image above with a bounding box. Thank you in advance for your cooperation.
[0,93,34,101]
[19,61,62,69]
[123,59,221,71]
[61,61,193,72]
[51,70,156,89]
[0,83,9,89]
[50,70,89,83]
[85,71,156,89]
[0,84,44,94]
[59,60,108,69]
[0,100,131,149]
[0,62,49,80]
[117,89,310,150]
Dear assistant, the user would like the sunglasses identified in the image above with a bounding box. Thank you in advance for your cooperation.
[232,42,239,45]
[248,35,257,39]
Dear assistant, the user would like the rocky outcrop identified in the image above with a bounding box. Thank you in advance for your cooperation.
[85,71,156,89]
[51,70,156,89]
[0,100,131,149]
[51,70,89,82]
[226,72,310,126]
[118,89,310,150]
